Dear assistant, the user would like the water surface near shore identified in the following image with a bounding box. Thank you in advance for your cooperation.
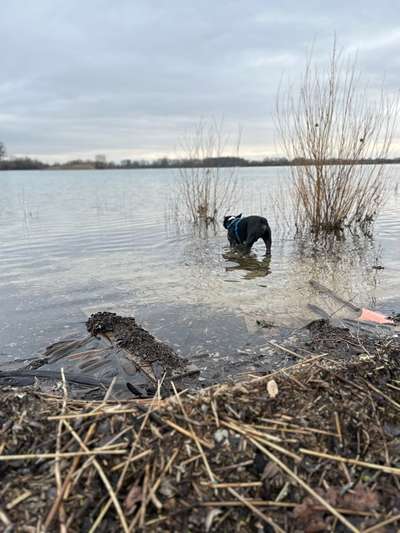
[0,167,399,367]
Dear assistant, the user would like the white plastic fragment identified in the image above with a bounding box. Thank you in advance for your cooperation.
[267,379,279,398]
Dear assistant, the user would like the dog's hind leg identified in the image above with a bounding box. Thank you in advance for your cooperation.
[243,234,259,254]
[262,227,272,256]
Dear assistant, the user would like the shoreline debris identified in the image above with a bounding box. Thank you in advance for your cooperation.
[1,320,400,531]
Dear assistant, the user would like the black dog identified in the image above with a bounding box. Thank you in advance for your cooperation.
[223,213,272,255]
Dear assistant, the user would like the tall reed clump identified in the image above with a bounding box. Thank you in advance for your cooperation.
[276,41,398,236]
[176,120,241,226]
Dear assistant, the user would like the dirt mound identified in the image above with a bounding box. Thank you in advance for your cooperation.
[86,311,184,368]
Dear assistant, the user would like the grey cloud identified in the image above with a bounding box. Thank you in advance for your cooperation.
[1,0,400,160]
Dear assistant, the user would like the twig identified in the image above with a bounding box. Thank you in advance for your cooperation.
[129,448,180,531]
[335,412,343,447]
[202,500,297,508]
[47,407,161,421]
[259,417,337,436]
[202,481,262,489]
[54,368,68,532]
[363,513,400,533]
[0,509,11,527]
[363,381,400,411]
[5,491,32,510]
[201,501,374,516]
[163,417,213,449]
[246,437,360,533]
[300,448,400,476]
[281,369,308,390]
[267,341,304,359]
[0,450,125,461]
[244,353,328,384]
[139,463,150,529]
[110,449,152,472]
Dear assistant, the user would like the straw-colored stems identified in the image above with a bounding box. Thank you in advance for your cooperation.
[202,501,374,517]
[202,481,263,489]
[0,509,11,528]
[221,420,302,462]
[5,491,32,511]
[247,436,360,533]
[129,448,180,531]
[89,393,160,533]
[54,368,68,531]
[363,513,400,533]
[268,341,304,359]
[162,417,213,449]
[363,381,400,411]
[62,420,129,533]
[172,382,216,484]
[0,450,125,461]
[300,448,400,476]
[44,422,97,530]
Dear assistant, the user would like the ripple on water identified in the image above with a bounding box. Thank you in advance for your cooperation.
[0,167,399,361]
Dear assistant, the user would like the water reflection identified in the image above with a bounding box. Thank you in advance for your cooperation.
[223,250,272,280]
[287,232,383,313]
[293,229,379,265]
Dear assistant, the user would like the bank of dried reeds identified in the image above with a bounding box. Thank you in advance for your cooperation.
[1,330,400,532]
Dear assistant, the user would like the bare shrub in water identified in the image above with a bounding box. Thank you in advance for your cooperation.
[176,120,240,226]
[276,41,398,236]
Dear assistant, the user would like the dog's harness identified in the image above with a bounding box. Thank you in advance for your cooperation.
[228,218,241,244]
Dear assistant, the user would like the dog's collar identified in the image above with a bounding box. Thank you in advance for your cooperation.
[227,217,241,243]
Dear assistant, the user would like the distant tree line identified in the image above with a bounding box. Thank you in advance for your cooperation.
[1,141,400,171]
[0,142,6,161]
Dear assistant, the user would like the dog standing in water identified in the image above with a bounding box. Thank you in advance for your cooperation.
[223,214,272,255]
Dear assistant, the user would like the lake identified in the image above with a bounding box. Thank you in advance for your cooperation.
[0,167,399,377]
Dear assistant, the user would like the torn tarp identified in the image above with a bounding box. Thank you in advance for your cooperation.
[0,312,200,399]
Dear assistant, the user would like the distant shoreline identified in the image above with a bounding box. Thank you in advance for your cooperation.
[1,156,400,171]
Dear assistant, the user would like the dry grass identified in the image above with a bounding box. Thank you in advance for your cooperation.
[276,40,399,236]
[1,329,400,531]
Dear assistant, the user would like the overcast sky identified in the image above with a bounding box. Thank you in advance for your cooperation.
[1,0,400,162]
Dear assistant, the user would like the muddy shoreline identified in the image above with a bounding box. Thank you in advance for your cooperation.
[1,312,400,531]
[0,307,399,398]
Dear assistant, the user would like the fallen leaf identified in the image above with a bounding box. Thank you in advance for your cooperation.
[123,485,142,515]
[262,462,285,488]
[342,483,379,511]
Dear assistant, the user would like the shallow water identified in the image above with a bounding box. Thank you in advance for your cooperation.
[0,167,399,368]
